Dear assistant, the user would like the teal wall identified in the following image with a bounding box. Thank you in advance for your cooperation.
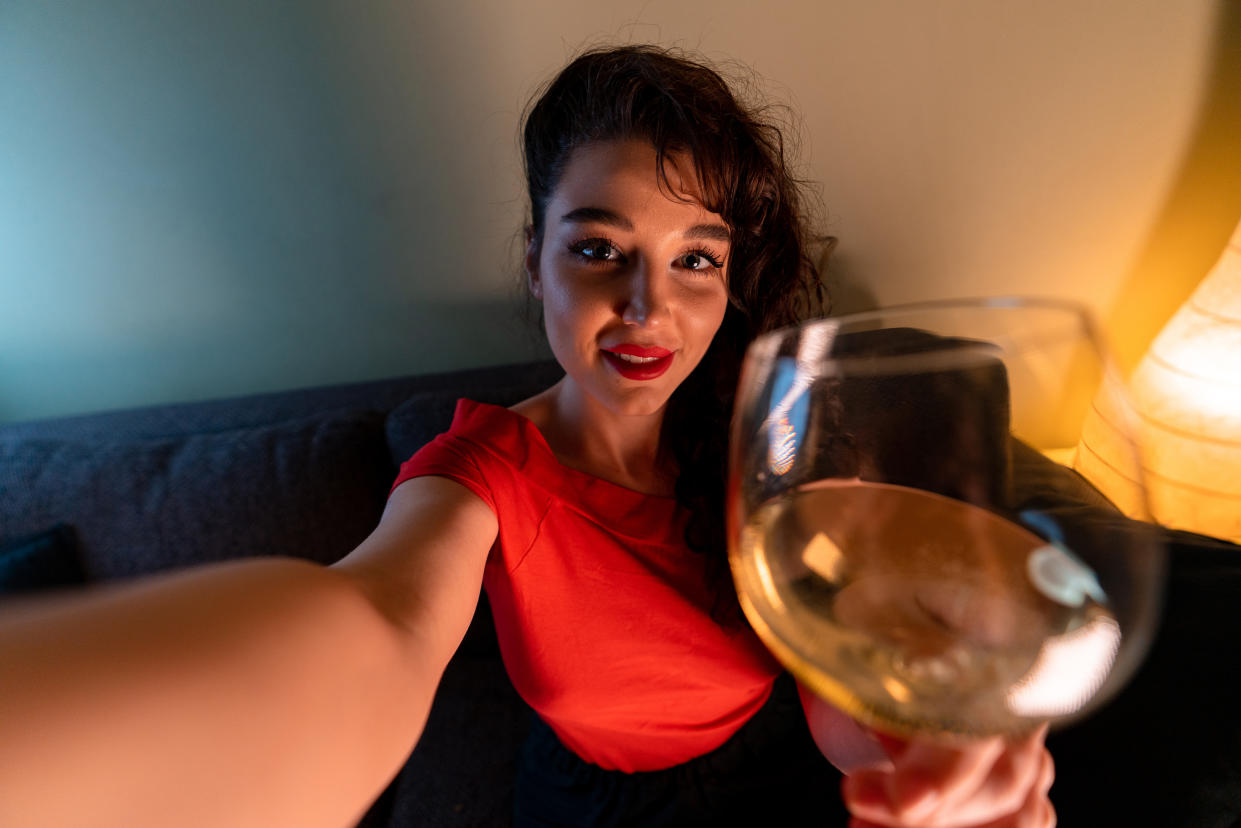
[0,1,548,422]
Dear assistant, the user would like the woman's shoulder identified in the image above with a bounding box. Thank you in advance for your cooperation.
[393,397,555,506]
[437,397,547,457]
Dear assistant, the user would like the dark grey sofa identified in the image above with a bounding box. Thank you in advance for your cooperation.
[2,358,1239,827]
[0,359,564,827]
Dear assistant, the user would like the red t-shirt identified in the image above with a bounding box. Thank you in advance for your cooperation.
[392,400,781,773]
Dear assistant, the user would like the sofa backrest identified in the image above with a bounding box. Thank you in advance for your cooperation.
[0,360,562,587]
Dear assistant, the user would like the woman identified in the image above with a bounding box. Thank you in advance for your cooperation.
[0,46,1053,827]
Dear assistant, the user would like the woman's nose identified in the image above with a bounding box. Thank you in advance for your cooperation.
[620,265,670,327]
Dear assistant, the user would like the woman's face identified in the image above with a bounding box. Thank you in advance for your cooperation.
[528,139,731,419]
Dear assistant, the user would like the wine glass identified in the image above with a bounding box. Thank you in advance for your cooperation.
[728,297,1165,738]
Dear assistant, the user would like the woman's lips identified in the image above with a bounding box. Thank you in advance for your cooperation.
[602,345,674,380]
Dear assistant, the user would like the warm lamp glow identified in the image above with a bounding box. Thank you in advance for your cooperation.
[1077,220,1241,543]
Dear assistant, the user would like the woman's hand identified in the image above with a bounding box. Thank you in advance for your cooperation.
[841,726,1055,828]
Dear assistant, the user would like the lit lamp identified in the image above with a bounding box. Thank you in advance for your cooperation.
[1076,219,1241,543]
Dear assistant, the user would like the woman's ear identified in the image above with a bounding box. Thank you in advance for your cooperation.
[525,227,543,300]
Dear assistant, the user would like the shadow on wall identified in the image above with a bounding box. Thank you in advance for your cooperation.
[820,240,881,317]
[805,233,880,318]
[1104,1,1241,372]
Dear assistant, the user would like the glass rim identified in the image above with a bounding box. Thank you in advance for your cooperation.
[747,296,1109,377]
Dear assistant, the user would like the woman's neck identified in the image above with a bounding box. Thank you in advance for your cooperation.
[512,378,676,496]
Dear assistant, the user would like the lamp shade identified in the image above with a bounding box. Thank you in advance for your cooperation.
[1076,219,1241,543]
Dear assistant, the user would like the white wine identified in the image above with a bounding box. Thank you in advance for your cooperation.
[731,302,1157,738]
[731,479,1120,737]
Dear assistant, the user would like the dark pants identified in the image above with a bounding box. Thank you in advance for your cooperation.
[513,674,849,827]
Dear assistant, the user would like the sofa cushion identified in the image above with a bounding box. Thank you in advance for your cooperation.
[0,524,85,593]
[384,361,564,466]
[1047,527,1241,827]
[0,410,392,580]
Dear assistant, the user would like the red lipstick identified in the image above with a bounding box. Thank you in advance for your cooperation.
[602,344,674,381]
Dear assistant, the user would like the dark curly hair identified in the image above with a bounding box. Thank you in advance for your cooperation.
[522,44,827,623]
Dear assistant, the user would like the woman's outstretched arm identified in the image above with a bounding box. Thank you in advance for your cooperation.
[0,476,496,828]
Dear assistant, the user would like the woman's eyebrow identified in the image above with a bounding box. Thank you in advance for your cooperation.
[560,206,632,230]
[685,224,731,243]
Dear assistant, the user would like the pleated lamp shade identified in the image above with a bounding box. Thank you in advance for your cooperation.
[1076,219,1241,543]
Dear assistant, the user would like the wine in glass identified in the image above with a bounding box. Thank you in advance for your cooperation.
[728,298,1164,738]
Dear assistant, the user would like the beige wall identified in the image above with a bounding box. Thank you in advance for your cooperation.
[382,0,1233,365]
[2,0,1236,420]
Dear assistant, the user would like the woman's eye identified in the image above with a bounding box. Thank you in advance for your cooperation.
[570,239,620,263]
[678,250,724,272]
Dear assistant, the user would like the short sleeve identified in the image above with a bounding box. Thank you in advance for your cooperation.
[392,430,496,514]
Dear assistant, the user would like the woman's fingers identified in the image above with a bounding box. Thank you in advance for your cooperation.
[842,726,1053,827]
[843,738,1002,825]
[965,728,1052,820]
[848,771,1055,828]
[943,750,1056,828]
[843,741,999,826]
